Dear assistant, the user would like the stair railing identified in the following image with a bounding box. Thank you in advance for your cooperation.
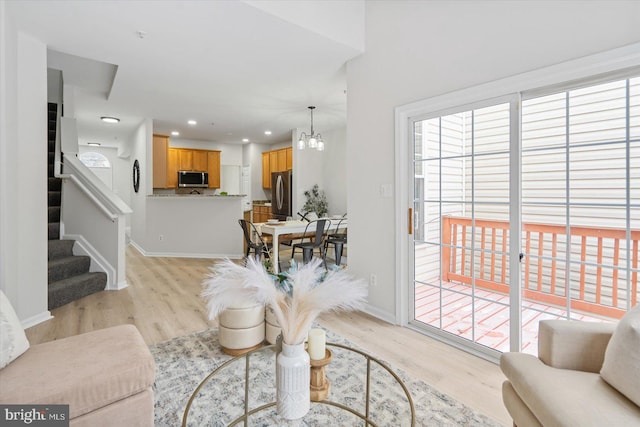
[62,155,131,220]
[55,117,132,290]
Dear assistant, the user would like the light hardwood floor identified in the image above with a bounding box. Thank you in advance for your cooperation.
[26,246,511,426]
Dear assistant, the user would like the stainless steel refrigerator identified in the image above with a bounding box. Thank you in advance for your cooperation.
[271,170,292,221]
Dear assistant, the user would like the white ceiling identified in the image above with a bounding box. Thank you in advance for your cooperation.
[7,0,365,146]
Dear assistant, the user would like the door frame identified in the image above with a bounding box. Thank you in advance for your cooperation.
[394,44,640,360]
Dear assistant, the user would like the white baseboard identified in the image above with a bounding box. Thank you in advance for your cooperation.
[21,311,53,329]
[111,280,129,291]
[128,240,242,259]
[361,303,397,325]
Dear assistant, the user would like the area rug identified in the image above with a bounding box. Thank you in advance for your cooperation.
[150,328,503,426]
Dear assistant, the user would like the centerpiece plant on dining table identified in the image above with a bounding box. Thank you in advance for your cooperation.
[302,184,329,218]
[202,257,368,420]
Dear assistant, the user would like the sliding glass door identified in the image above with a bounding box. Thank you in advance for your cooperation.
[409,75,639,357]
[518,78,640,353]
[411,99,514,356]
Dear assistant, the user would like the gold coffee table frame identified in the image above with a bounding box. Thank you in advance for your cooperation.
[182,342,416,427]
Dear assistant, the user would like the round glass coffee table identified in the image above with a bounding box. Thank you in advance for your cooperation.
[182,342,415,426]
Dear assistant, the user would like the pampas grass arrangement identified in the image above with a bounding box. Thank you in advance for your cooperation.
[202,257,368,345]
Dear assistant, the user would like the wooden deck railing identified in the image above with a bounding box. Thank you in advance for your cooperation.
[442,216,639,319]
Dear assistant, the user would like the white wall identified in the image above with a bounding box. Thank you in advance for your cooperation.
[292,129,323,216]
[78,145,131,207]
[0,3,50,325]
[246,143,267,201]
[320,127,347,216]
[346,0,640,321]
[142,197,243,257]
[129,120,151,248]
[291,127,347,218]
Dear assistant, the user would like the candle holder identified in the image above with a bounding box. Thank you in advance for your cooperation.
[309,348,332,402]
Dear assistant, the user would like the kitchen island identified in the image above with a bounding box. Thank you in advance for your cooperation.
[135,194,245,258]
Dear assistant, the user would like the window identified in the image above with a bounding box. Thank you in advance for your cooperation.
[79,152,110,168]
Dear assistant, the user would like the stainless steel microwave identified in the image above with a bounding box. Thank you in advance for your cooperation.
[178,171,208,187]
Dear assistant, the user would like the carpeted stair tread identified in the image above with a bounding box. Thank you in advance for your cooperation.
[48,272,106,310]
[48,255,91,283]
[48,206,61,222]
[48,191,61,206]
[48,239,74,261]
[48,177,61,191]
[48,223,60,240]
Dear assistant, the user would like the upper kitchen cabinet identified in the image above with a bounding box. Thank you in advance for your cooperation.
[193,150,208,172]
[207,151,221,189]
[153,134,169,188]
[152,137,221,189]
[262,152,270,188]
[178,148,209,172]
[277,149,287,172]
[167,148,179,188]
[286,148,292,170]
[178,149,193,171]
[262,147,292,189]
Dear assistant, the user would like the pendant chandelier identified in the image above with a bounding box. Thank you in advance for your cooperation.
[297,106,325,151]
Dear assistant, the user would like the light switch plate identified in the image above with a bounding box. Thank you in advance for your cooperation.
[380,184,393,198]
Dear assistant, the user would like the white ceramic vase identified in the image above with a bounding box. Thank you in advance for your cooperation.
[276,342,310,420]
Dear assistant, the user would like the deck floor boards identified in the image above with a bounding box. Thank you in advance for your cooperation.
[414,281,605,354]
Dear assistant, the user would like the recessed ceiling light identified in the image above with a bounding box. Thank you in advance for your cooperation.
[171,131,180,136]
[87,142,101,146]
[242,138,249,142]
[101,116,120,124]
[264,130,272,135]
[188,120,197,125]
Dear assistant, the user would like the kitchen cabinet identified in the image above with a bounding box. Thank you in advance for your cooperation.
[269,152,278,181]
[193,150,208,172]
[277,149,287,172]
[262,147,293,189]
[153,139,221,189]
[207,151,221,189]
[262,152,270,188]
[178,149,194,171]
[153,134,169,188]
[286,147,292,170]
[167,148,179,188]
[176,148,209,172]
[253,204,272,223]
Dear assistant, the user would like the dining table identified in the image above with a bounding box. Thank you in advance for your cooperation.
[258,219,347,273]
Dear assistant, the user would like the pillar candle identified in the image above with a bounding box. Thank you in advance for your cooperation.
[307,328,326,360]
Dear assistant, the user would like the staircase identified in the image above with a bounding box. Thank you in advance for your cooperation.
[47,103,106,310]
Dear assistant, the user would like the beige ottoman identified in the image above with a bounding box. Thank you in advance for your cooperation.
[265,306,282,345]
[218,300,265,355]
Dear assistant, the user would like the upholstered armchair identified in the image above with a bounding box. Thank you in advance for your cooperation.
[500,307,640,427]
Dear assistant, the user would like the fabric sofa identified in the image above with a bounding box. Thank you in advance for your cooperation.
[500,310,640,427]
[0,324,155,426]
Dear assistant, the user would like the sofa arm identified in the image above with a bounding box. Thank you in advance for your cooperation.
[538,319,616,373]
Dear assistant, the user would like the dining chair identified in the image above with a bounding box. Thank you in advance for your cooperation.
[323,214,347,266]
[291,219,330,267]
[238,219,271,265]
